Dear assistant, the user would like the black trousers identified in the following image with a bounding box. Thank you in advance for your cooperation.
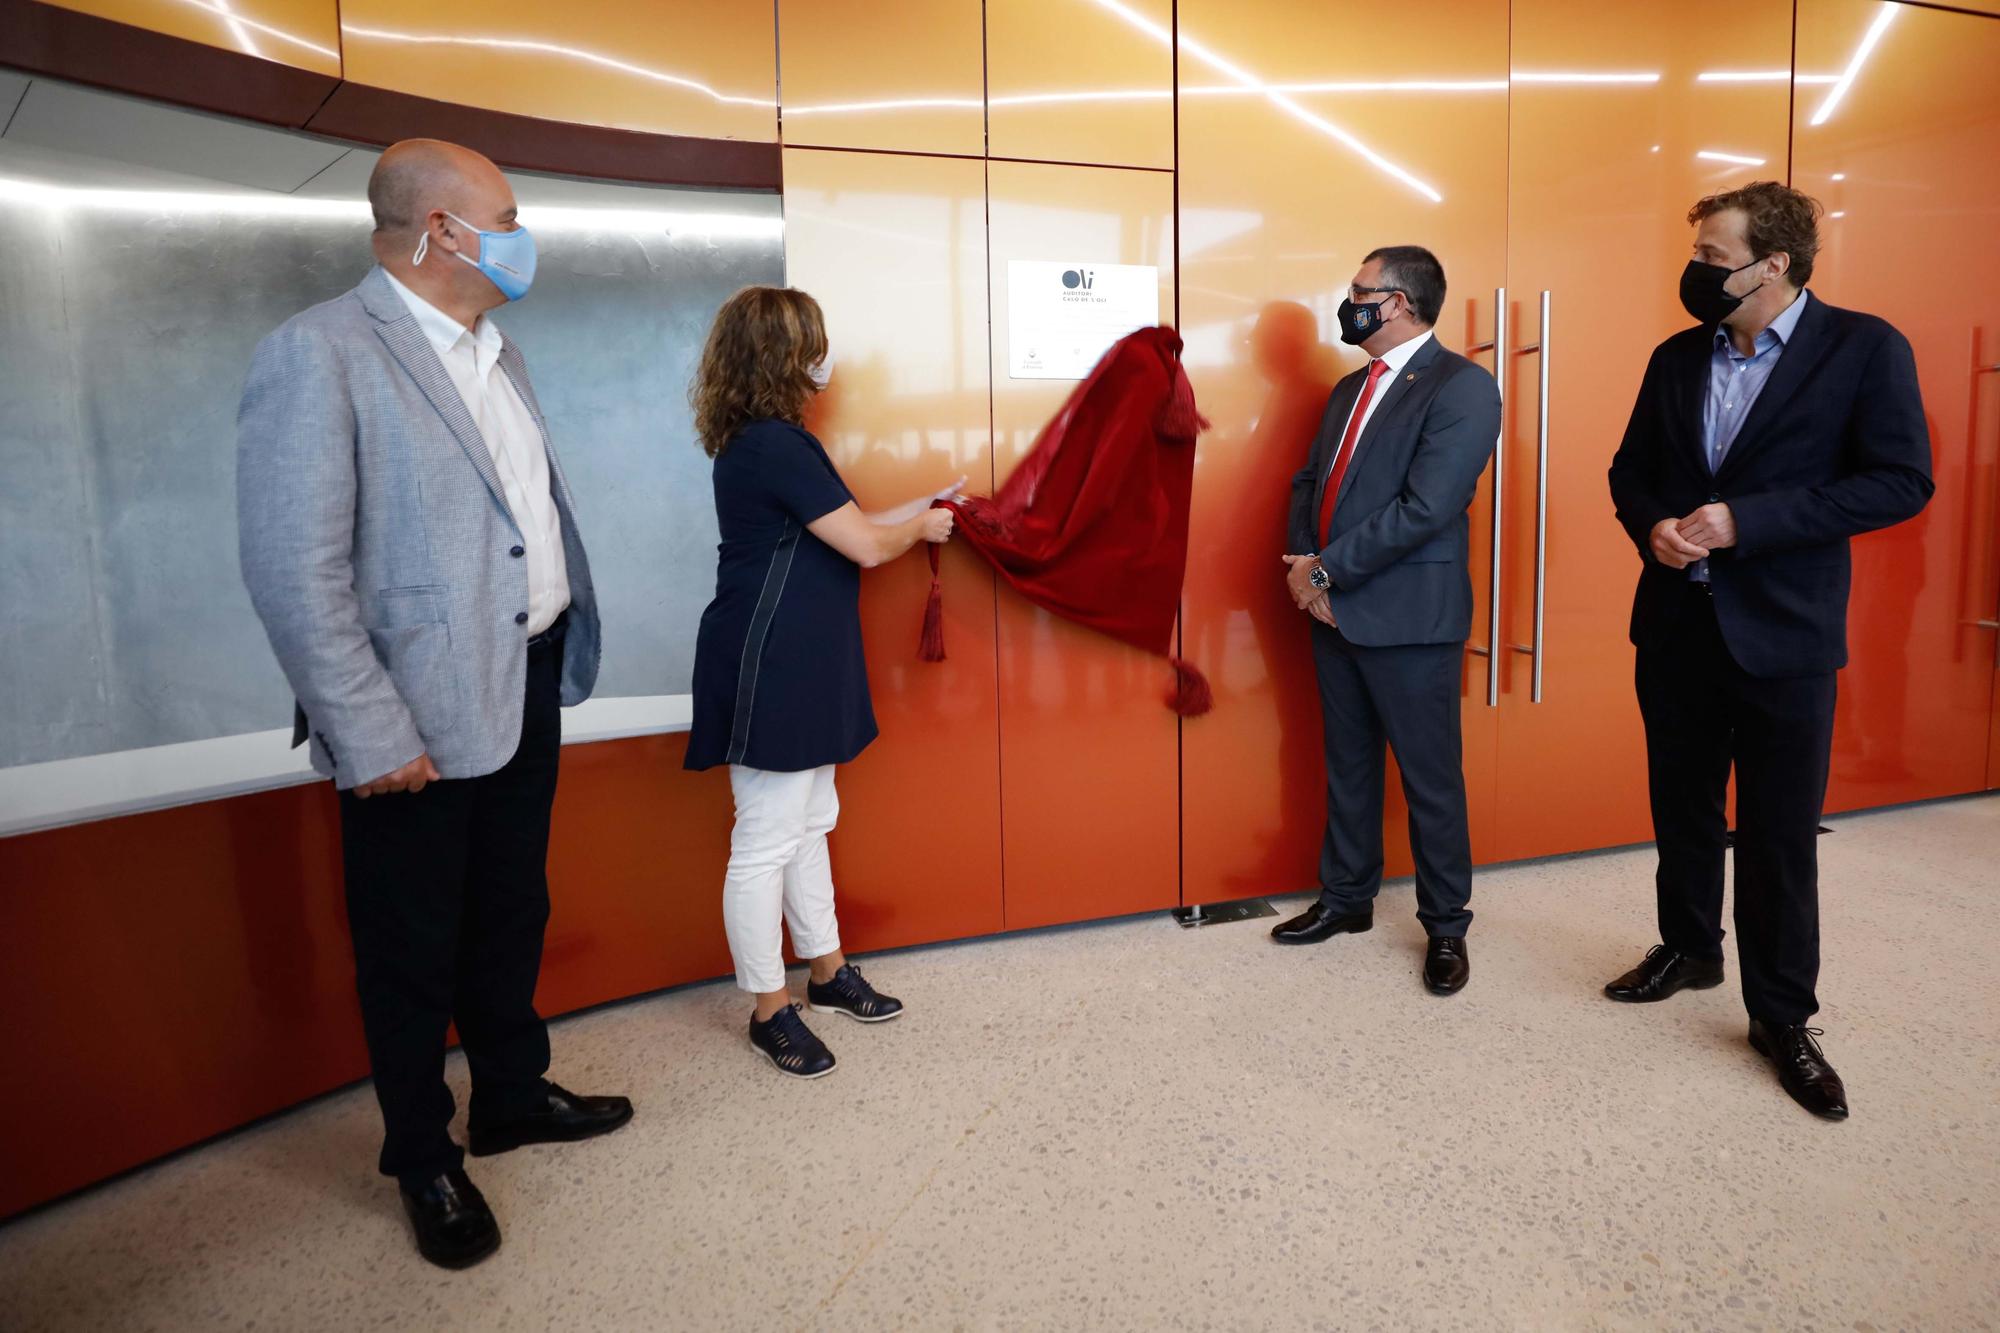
[1311,624,1473,937]
[338,633,562,1184]
[1635,585,1836,1025]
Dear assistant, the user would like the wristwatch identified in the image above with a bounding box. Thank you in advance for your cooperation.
[1308,560,1330,591]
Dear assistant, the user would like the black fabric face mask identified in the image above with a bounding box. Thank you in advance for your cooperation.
[1337,296,1392,346]
[1679,257,1765,325]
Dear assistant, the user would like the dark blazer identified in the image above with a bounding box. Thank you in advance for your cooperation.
[1288,335,1502,646]
[1607,294,1933,679]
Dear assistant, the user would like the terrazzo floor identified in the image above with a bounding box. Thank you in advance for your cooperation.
[2,796,1996,1332]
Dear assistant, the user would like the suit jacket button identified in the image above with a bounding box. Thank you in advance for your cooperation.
[515,612,529,625]
[510,545,525,557]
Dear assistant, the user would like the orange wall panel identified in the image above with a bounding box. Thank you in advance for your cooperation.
[1792,0,2000,811]
[986,159,1179,928]
[338,0,776,141]
[783,147,1007,946]
[35,0,341,76]
[1491,0,1794,862]
[0,733,738,1219]
[778,1,985,156]
[985,0,1173,169]
[1175,0,1511,905]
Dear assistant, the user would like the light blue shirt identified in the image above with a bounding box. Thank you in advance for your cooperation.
[1692,288,1810,581]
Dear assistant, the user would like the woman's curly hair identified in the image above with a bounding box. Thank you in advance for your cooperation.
[691,285,828,458]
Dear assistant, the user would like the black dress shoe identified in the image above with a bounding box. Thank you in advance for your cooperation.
[468,1082,635,1157]
[399,1168,500,1269]
[1423,936,1469,995]
[1603,945,1724,1003]
[1748,1020,1850,1121]
[1270,901,1373,945]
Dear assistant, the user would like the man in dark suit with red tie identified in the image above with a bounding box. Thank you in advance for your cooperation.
[1269,246,1501,995]
[1606,182,1932,1120]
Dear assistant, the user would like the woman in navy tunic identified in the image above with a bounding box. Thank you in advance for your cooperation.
[685,286,957,1079]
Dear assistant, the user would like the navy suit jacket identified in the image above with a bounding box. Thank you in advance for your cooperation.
[1288,335,1501,646]
[1608,294,1934,679]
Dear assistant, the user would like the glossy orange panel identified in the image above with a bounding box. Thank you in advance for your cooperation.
[38,0,341,76]
[778,1,984,156]
[1175,0,1509,904]
[0,732,739,1220]
[339,0,776,141]
[1491,0,1794,862]
[1793,0,2000,811]
[782,147,1007,946]
[985,0,1173,169]
[985,160,1179,927]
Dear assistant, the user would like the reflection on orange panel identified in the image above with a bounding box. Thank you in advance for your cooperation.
[339,0,776,141]
[0,732,737,1220]
[783,147,1006,946]
[985,0,1172,169]
[778,1,984,156]
[1491,0,1793,863]
[38,0,341,76]
[1793,0,2000,811]
[1176,0,1510,904]
[986,160,1177,927]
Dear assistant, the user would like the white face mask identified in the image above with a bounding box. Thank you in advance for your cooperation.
[808,347,834,390]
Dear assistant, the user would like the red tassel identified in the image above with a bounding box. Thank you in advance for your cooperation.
[1167,656,1212,716]
[919,544,947,662]
[1156,357,1209,443]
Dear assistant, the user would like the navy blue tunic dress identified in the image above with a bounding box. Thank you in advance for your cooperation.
[685,419,879,773]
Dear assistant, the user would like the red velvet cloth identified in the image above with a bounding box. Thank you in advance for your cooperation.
[922,326,1212,715]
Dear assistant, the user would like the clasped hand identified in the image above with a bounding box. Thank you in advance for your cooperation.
[1281,554,1337,627]
[1651,502,1736,570]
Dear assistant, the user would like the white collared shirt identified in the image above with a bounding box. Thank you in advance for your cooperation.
[1331,327,1435,474]
[384,272,570,636]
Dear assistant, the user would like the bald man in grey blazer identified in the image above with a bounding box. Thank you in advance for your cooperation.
[238,140,630,1270]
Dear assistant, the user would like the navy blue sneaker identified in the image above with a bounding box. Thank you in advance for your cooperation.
[807,963,904,1023]
[749,1003,836,1079]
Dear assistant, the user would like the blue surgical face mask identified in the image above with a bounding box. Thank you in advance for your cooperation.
[413,210,537,302]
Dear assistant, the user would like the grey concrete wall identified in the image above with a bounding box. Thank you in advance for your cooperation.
[0,196,780,768]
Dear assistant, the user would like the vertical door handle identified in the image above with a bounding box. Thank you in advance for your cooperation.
[1975,337,2000,631]
[1464,287,1507,706]
[1508,291,1551,703]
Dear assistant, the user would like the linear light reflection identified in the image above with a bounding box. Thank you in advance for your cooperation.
[341,25,778,110]
[1698,71,1839,84]
[1696,150,1768,166]
[174,0,338,60]
[787,80,1520,117]
[209,0,263,60]
[1511,71,1659,84]
[1088,0,1445,203]
[0,177,785,238]
[1811,3,1899,126]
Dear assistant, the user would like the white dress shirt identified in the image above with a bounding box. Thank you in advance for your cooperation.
[385,273,570,635]
[1329,327,1435,480]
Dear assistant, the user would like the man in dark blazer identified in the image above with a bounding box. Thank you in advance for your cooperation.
[1606,182,1932,1120]
[1270,246,1501,995]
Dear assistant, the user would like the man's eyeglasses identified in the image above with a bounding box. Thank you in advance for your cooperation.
[1348,284,1406,303]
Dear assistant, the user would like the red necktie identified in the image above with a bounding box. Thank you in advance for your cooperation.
[1319,358,1390,546]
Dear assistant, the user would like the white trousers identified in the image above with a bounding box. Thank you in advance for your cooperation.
[722,764,842,994]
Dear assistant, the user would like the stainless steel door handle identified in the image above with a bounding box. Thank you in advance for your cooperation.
[1506,291,1551,702]
[1465,288,1506,705]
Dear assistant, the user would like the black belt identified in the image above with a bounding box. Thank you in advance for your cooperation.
[527,609,570,649]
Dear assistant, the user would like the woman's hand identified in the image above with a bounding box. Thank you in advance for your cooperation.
[922,508,956,543]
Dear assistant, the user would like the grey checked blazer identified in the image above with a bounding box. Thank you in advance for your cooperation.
[237,266,601,790]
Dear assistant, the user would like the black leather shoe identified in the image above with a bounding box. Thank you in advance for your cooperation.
[1270,901,1373,945]
[399,1168,500,1269]
[1748,1019,1850,1121]
[1603,945,1725,1003]
[467,1083,635,1157]
[1423,936,1469,995]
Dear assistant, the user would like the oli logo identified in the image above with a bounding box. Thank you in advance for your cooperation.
[1061,268,1095,291]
